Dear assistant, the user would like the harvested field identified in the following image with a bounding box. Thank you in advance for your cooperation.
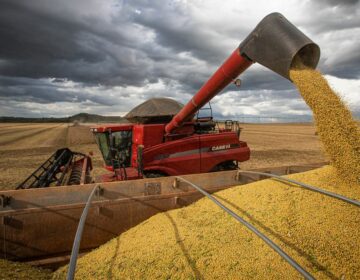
[53,166,360,279]
[240,123,326,170]
[67,124,96,145]
[0,125,47,137]
[0,122,326,190]
[0,123,106,189]
[0,124,64,148]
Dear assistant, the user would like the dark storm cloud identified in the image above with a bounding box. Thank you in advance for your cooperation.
[132,2,232,64]
[240,68,293,92]
[0,0,155,86]
[0,0,246,89]
[305,0,360,33]
[0,0,358,118]
[323,54,360,79]
[0,76,113,105]
[300,1,360,78]
[0,0,221,106]
[316,0,359,7]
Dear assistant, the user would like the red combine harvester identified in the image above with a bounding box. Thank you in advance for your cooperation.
[91,99,249,182]
[17,12,320,188]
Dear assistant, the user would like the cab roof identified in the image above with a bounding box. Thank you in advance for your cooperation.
[91,123,134,133]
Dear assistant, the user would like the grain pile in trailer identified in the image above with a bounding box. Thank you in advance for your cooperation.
[53,166,360,280]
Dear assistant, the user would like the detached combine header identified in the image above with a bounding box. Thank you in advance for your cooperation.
[17,148,92,189]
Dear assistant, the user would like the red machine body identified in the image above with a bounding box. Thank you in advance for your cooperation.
[92,120,249,182]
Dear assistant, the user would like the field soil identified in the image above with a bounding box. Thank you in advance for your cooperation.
[0,123,106,190]
[239,123,326,169]
[0,123,326,190]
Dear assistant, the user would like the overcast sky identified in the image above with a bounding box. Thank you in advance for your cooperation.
[0,0,359,121]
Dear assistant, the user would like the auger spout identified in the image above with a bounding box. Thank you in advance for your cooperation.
[165,12,320,134]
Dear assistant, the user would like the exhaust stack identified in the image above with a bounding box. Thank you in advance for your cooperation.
[165,13,320,134]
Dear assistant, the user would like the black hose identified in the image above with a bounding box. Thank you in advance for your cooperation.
[236,170,360,207]
[67,184,100,280]
[175,176,315,280]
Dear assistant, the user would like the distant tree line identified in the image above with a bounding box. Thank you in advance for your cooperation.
[0,113,127,123]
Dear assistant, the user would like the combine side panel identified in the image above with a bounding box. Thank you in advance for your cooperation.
[143,135,201,175]
[199,132,250,172]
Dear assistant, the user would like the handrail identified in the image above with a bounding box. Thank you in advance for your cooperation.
[67,184,100,280]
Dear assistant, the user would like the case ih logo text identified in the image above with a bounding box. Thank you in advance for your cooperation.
[211,144,231,151]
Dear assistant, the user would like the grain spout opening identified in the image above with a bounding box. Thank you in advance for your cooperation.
[291,43,320,71]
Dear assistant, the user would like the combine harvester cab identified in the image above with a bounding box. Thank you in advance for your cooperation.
[0,13,322,269]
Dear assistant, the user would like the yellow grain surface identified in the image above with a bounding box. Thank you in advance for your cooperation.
[53,166,360,280]
[0,259,52,280]
[290,69,360,183]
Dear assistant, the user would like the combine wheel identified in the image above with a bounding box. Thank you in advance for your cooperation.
[211,161,238,172]
[144,172,167,178]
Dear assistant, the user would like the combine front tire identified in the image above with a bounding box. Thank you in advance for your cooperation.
[211,161,238,172]
[144,172,167,178]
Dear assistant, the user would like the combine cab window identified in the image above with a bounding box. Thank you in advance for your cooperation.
[94,130,132,168]
[95,133,111,166]
[111,131,132,167]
